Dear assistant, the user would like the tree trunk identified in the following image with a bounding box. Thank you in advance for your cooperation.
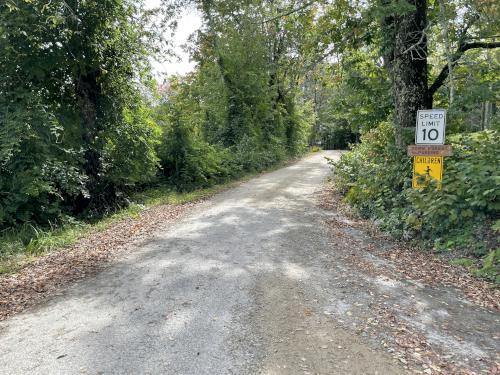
[480,102,486,130]
[438,0,454,105]
[73,69,109,212]
[391,0,431,148]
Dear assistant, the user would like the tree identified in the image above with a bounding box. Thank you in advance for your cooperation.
[375,0,500,146]
[192,0,316,153]
[0,0,161,228]
[381,0,430,147]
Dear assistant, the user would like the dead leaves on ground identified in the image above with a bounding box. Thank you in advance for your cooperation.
[317,185,500,374]
[0,202,197,321]
[318,185,499,312]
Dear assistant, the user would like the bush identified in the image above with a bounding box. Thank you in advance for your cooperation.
[233,135,287,172]
[406,131,499,244]
[0,99,87,229]
[320,122,358,150]
[333,125,499,279]
[159,126,235,192]
[334,122,411,221]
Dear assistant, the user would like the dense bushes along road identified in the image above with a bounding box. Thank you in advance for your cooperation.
[333,125,499,282]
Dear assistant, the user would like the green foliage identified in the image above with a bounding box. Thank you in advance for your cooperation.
[0,0,162,229]
[305,50,391,149]
[286,100,315,155]
[451,258,474,267]
[0,96,87,227]
[156,76,230,190]
[433,48,500,133]
[406,131,499,240]
[153,0,316,190]
[103,104,161,187]
[334,122,411,218]
[473,249,500,283]
[155,70,306,191]
[334,126,499,279]
[0,0,315,241]
[314,0,499,282]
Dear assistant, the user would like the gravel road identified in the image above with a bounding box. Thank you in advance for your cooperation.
[0,151,471,374]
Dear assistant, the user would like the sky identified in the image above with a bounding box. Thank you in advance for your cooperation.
[145,0,203,77]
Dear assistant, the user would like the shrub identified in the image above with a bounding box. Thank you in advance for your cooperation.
[159,127,235,192]
[0,99,87,229]
[406,131,499,244]
[333,125,499,278]
[334,122,411,222]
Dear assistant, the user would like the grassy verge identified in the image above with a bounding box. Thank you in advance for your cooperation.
[0,156,303,275]
[0,184,233,275]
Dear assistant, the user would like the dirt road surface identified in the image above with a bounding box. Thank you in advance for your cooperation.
[0,151,498,374]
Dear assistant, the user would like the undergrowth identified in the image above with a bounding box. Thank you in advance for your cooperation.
[332,123,499,283]
[0,185,227,274]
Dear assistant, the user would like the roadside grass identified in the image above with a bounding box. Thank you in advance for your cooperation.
[0,155,304,275]
[0,185,231,275]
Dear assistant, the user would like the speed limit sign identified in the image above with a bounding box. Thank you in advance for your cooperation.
[415,109,446,145]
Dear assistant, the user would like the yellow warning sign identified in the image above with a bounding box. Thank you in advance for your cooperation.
[412,156,443,189]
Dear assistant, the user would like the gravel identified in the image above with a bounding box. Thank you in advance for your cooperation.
[0,151,410,374]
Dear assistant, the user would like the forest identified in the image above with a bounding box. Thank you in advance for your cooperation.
[0,0,499,279]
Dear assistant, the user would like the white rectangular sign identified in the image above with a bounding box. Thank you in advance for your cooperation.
[415,109,446,145]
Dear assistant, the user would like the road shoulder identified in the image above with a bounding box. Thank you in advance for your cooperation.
[317,183,499,374]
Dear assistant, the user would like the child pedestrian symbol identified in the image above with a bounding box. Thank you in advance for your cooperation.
[412,156,444,190]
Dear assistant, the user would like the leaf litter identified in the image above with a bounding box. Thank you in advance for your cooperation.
[0,201,198,321]
[317,184,499,374]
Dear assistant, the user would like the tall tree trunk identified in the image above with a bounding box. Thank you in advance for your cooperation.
[74,69,109,211]
[480,102,486,130]
[78,70,102,184]
[438,0,454,105]
[391,0,431,148]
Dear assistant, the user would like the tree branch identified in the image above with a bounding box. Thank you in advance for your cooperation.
[428,41,500,97]
[459,41,500,50]
[258,0,317,24]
